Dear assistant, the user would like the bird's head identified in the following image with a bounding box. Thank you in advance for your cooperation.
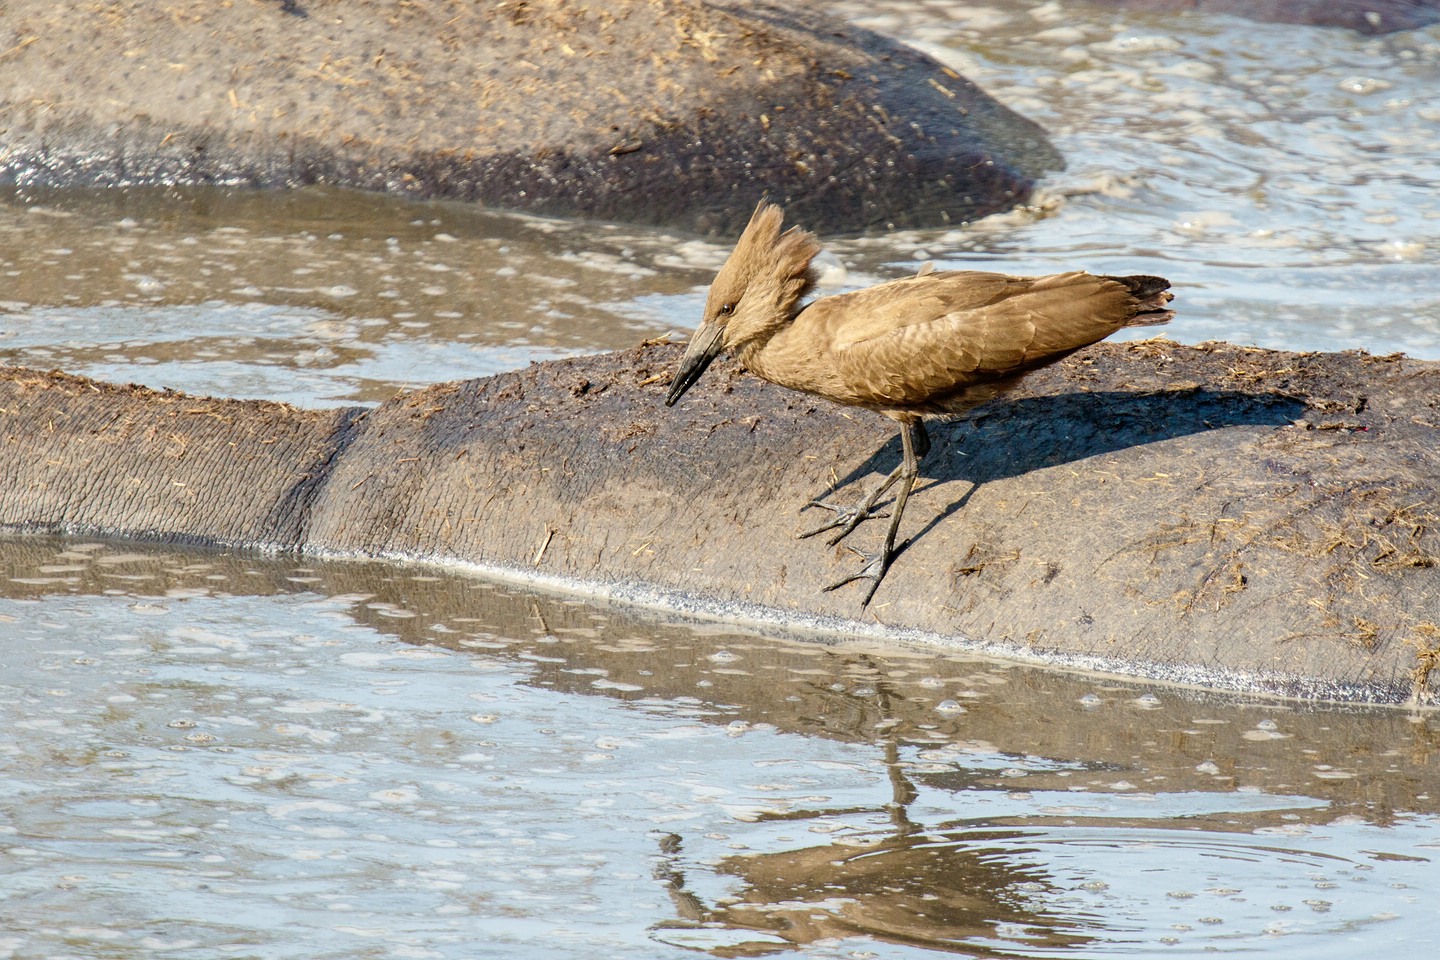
[666,202,821,406]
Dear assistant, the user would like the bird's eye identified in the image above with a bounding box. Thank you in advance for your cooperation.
[719,302,734,316]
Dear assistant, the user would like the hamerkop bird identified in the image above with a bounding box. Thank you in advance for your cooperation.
[665,202,1174,606]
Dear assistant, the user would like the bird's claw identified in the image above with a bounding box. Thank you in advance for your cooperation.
[822,546,891,607]
[798,499,889,544]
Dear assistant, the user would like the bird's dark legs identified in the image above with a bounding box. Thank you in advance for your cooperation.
[821,420,928,606]
[799,421,930,545]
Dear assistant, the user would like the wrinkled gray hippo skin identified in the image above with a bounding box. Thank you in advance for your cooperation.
[3,341,1439,705]
[0,0,1061,236]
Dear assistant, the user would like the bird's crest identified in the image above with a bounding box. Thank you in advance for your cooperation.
[705,202,822,349]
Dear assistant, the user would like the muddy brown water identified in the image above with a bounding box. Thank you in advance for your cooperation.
[1,540,1437,958]
[2,2,1440,957]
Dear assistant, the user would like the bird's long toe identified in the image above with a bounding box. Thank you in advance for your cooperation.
[798,499,890,543]
[822,546,893,607]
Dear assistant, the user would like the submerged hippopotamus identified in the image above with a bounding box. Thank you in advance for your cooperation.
[3,338,1438,705]
[0,0,1061,235]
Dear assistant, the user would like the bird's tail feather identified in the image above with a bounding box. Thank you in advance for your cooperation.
[1110,274,1174,326]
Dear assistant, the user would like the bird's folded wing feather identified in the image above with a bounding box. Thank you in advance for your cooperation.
[818,271,1137,406]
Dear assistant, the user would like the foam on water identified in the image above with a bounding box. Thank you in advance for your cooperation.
[3,6,1440,956]
[1,541,1438,958]
[3,5,1439,408]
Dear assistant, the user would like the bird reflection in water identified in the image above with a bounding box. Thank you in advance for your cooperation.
[648,676,1095,956]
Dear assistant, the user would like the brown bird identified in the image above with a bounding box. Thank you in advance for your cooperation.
[665,202,1174,606]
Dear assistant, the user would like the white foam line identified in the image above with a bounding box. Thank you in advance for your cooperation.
[301,542,1424,710]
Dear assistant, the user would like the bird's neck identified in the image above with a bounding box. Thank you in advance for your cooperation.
[736,300,812,384]
[734,299,805,369]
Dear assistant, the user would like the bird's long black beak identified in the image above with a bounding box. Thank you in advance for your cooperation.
[665,320,725,406]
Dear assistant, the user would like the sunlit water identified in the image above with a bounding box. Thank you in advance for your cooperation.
[1,541,1437,958]
[2,2,1439,956]
[829,0,1440,353]
[3,5,1439,405]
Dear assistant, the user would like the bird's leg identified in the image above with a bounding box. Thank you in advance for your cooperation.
[824,420,928,606]
[799,422,929,545]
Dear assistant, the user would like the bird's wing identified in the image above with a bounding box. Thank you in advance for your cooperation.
[811,271,1142,406]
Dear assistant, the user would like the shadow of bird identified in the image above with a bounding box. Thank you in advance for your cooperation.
[665,202,1175,606]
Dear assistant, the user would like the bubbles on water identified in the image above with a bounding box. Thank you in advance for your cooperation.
[1245,718,1291,741]
[368,783,411,803]
[829,0,1440,358]
[1377,239,1426,260]
[1312,764,1357,780]
[1172,210,1240,237]
[1338,76,1394,94]
[1095,33,1182,54]
[2,544,1439,957]
[0,192,698,405]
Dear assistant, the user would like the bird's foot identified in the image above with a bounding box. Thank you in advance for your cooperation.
[822,546,893,608]
[798,499,890,545]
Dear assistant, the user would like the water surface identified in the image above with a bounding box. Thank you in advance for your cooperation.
[1,540,1437,958]
[3,3,1438,407]
[1,3,1439,957]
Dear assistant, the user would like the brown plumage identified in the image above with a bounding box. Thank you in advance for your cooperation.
[666,202,1174,606]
